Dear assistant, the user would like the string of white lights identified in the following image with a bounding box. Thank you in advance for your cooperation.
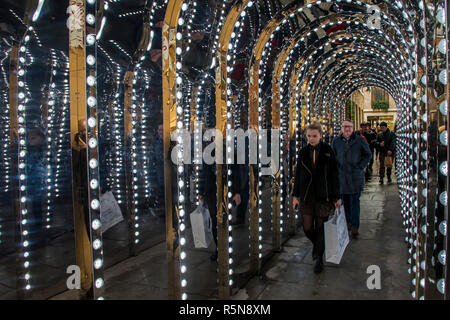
[85,0,105,300]
[16,29,33,293]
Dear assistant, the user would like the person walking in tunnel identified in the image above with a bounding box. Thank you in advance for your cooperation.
[230,133,253,226]
[292,122,341,274]
[332,120,372,239]
[149,124,165,215]
[361,122,377,180]
[26,126,46,245]
[375,122,396,185]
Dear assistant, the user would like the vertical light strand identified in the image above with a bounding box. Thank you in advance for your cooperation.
[216,0,252,299]
[16,31,32,295]
[444,0,450,299]
[422,1,440,299]
[162,0,183,301]
[176,3,188,299]
[433,1,448,298]
[412,0,427,299]
[85,0,105,300]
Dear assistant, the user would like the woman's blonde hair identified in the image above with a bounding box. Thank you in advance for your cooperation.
[306,121,323,135]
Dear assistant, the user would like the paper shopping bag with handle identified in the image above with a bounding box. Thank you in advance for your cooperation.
[384,156,393,167]
[189,201,213,248]
[324,206,350,264]
[100,191,124,233]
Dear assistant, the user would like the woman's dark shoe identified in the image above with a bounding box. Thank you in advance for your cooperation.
[312,244,318,260]
[351,228,359,239]
[314,257,324,274]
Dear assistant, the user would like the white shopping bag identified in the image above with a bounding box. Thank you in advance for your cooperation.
[100,191,124,233]
[324,206,349,264]
[189,201,213,248]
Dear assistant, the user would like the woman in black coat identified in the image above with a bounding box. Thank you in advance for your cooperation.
[292,122,341,273]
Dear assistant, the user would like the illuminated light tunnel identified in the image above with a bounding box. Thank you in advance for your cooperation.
[0,0,448,301]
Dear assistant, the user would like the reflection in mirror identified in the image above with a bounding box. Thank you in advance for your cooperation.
[222,2,262,288]
[178,0,222,299]
[0,4,21,298]
[426,2,447,298]
[93,0,168,299]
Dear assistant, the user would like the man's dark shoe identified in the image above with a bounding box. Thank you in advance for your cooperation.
[351,228,359,239]
[379,179,384,185]
[387,177,392,184]
[314,257,324,274]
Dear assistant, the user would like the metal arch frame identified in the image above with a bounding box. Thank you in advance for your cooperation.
[294,31,410,93]
[305,37,408,97]
[312,49,408,105]
[328,74,400,113]
[275,17,413,136]
[82,0,105,300]
[310,56,404,113]
[247,0,416,270]
[123,0,154,257]
[289,46,406,135]
[326,74,401,130]
[445,0,450,300]
[303,45,405,119]
[411,1,429,300]
[422,0,446,300]
[333,76,400,114]
[281,22,411,94]
[282,19,414,111]
[158,0,446,300]
[216,0,252,300]
[314,57,404,112]
[271,34,408,242]
[272,5,416,88]
[162,0,183,300]
[334,79,398,113]
[329,71,401,109]
[320,64,402,110]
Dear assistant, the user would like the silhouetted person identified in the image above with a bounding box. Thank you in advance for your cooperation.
[361,122,377,179]
[72,119,90,241]
[375,121,395,184]
[150,124,164,214]
[26,127,46,244]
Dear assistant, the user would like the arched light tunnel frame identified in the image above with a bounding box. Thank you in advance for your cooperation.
[7,0,447,301]
[158,0,450,300]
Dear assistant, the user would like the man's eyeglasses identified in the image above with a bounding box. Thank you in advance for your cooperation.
[342,125,353,128]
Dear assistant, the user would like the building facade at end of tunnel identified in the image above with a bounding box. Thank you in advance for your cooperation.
[0,0,448,301]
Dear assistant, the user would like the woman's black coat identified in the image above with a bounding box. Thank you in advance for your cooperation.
[292,141,340,203]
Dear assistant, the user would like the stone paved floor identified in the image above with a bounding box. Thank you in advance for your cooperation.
[231,163,411,300]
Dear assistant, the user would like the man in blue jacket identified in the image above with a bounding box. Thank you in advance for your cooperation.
[332,120,372,238]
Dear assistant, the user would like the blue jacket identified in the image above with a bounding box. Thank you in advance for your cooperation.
[331,133,372,195]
